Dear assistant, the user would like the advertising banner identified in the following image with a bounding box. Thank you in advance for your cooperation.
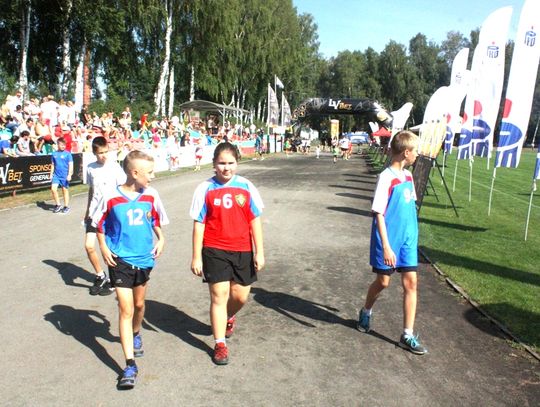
[0,154,83,193]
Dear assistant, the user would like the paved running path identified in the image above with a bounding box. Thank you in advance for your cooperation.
[2,152,538,406]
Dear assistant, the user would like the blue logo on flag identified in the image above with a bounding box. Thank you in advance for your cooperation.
[487,45,499,58]
[525,30,536,47]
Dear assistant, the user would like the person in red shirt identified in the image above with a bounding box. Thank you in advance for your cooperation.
[190,142,265,365]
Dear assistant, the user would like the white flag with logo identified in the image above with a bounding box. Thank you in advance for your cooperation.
[267,84,279,126]
[495,0,540,168]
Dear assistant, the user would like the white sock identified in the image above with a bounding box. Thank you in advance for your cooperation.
[403,329,414,337]
[215,338,226,345]
[96,271,106,279]
[363,308,372,316]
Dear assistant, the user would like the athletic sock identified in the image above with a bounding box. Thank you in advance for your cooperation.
[363,308,372,316]
[403,328,414,337]
[215,338,226,345]
[133,331,139,337]
[126,358,136,367]
[96,271,106,279]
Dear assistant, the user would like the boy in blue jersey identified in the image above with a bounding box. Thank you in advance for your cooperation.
[50,137,73,214]
[92,150,169,389]
[357,130,427,355]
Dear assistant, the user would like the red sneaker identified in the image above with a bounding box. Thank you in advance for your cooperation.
[213,342,229,365]
[225,316,236,338]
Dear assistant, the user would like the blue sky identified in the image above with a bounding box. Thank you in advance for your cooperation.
[292,0,525,58]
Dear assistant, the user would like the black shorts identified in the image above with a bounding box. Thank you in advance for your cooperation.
[85,218,97,233]
[372,266,417,275]
[202,247,257,286]
[109,258,152,288]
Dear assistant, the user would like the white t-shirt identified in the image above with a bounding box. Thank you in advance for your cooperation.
[86,160,126,215]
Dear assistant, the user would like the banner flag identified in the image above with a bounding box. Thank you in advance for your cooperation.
[495,0,540,168]
[267,84,279,126]
[471,6,513,158]
[275,76,284,89]
[390,102,413,136]
[445,48,470,154]
[458,7,513,160]
[419,87,450,158]
[282,94,292,127]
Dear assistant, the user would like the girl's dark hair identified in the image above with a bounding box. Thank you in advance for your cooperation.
[213,141,240,162]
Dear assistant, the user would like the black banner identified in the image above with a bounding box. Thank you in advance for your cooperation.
[292,97,393,128]
[0,154,83,193]
[412,155,433,209]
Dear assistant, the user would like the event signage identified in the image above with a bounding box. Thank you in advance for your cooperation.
[0,154,82,193]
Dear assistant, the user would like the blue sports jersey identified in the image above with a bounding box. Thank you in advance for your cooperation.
[93,186,169,268]
[370,168,418,269]
[51,150,73,179]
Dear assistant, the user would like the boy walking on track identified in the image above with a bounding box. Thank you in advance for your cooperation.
[50,137,73,214]
[190,142,265,365]
[357,130,427,355]
[84,136,126,296]
[92,150,168,389]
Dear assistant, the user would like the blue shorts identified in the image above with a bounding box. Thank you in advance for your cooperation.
[52,175,69,188]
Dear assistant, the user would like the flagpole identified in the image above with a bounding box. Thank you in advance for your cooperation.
[524,180,536,241]
[453,154,459,192]
[468,157,473,202]
[281,92,284,127]
[266,83,270,136]
[487,167,496,215]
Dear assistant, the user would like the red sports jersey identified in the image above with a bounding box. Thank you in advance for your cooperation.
[190,175,264,251]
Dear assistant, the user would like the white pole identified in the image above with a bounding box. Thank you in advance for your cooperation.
[453,156,459,192]
[468,158,473,202]
[487,167,496,216]
[281,92,284,127]
[524,181,536,241]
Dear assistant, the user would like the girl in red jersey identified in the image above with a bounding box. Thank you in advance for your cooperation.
[190,142,265,365]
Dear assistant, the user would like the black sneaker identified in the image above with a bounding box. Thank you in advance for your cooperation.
[398,333,428,355]
[89,276,114,296]
[52,205,63,213]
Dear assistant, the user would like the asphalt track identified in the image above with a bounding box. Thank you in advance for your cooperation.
[2,152,539,406]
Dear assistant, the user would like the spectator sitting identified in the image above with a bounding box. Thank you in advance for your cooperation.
[16,131,34,156]
[0,135,19,157]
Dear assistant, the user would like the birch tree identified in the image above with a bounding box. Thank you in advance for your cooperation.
[18,0,32,98]
[154,0,173,116]
[59,0,73,98]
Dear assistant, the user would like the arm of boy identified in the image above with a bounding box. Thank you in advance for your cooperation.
[97,231,117,266]
[152,226,165,258]
[250,217,265,272]
[191,221,205,276]
[375,212,396,268]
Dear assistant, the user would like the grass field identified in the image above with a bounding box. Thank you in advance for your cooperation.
[409,149,540,353]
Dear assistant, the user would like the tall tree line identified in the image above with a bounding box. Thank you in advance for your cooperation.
[0,1,538,138]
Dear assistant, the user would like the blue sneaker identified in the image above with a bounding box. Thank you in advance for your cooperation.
[357,308,370,332]
[118,364,138,389]
[398,333,428,355]
[133,333,144,357]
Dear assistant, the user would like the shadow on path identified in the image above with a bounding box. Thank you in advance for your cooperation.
[36,201,55,211]
[251,287,355,329]
[43,259,92,288]
[144,300,212,355]
[327,206,372,217]
[335,192,373,201]
[328,184,374,193]
[44,305,121,374]
[344,178,377,184]
[463,303,540,348]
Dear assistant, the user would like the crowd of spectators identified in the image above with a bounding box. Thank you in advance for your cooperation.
[0,90,264,158]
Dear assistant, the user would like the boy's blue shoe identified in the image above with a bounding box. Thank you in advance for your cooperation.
[398,333,428,355]
[52,205,62,213]
[118,364,138,389]
[357,308,370,332]
[133,333,144,358]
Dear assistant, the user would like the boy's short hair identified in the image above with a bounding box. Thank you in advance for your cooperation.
[123,150,154,172]
[390,130,418,156]
[91,136,108,152]
[57,137,66,145]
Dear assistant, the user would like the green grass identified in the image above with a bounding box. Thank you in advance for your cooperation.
[416,150,540,352]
